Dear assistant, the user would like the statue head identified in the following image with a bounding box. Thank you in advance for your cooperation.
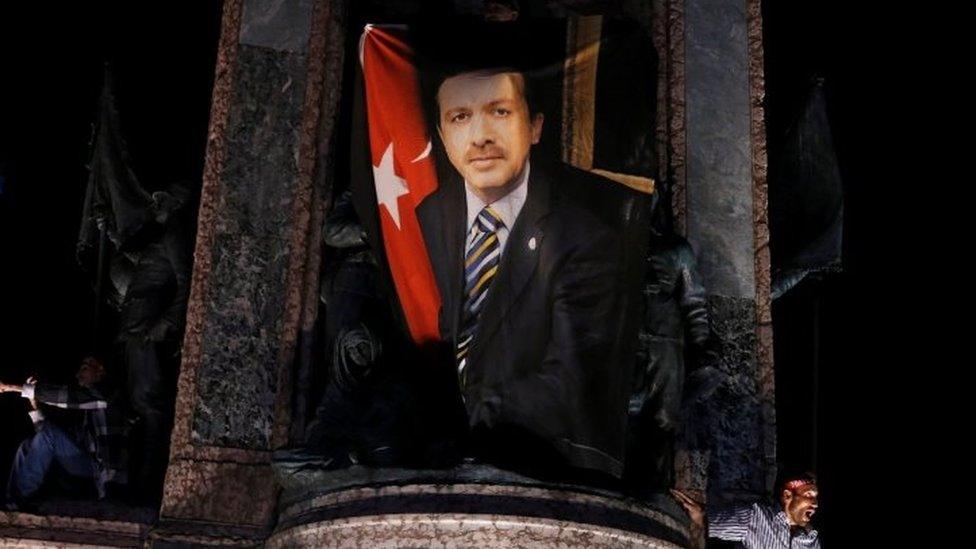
[151,180,192,224]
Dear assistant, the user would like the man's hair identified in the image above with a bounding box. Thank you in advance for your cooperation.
[422,67,539,130]
[411,19,555,135]
[777,470,818,494]
[80,356,107,379]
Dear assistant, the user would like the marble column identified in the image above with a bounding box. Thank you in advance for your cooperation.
[667,0,776,502]
[153,0,346,544]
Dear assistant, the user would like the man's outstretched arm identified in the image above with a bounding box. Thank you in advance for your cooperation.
[3,378,107,410]
[1,376,45,425]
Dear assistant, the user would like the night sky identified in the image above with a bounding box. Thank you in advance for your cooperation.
[762,0,901,544]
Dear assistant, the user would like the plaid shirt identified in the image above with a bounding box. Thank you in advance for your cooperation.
[709,502,821,548]
[24,381,128,498]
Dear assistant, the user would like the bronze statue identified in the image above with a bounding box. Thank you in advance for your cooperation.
[304,189,411,467]
[626,191,724,493]
[116,181,192,502]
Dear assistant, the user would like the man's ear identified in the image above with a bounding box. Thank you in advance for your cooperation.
[781,489,793,504]
[531,113,544,145]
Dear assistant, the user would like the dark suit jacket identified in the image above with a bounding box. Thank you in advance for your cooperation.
[417,159,648,478]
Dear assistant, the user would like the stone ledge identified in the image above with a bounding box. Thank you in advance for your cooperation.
[269,513,684,548]
[271,463,689,547]
[0,504,152,548]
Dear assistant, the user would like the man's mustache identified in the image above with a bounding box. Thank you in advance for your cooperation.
[466,148,506,162]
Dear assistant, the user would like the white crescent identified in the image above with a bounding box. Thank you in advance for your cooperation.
[411,141,432,163]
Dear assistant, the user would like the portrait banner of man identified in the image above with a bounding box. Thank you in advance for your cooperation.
[346,18,658,488]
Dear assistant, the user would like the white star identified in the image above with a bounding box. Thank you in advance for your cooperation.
[373,142,410,229]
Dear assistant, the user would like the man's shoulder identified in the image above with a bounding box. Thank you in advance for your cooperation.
[416,173,461,222]
[414,185,441,216]
[535,160,614,194]
[535,160,647,232]
[751,501,776,516]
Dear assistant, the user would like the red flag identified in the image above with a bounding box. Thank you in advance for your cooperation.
[359,25,442,344]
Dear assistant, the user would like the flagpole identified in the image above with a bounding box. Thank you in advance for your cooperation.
[89,65,108,353]
[92,224,107,351]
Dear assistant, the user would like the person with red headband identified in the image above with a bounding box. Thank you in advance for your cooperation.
[671,471,821,548]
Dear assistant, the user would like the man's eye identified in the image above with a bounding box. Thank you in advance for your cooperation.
[451,112,470,123]
[493,108,511,116]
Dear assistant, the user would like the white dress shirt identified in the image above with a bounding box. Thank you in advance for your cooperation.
[464,161,530,255]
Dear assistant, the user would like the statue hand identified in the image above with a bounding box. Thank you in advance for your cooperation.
[146,321,172,343]
[332,326,381,391]
[683,366,726,404]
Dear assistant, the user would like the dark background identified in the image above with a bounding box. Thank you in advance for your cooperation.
[0,1,222,496]
[762,0,900,545]
[0,0,890,543]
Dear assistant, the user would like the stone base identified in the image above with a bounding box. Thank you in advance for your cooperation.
[0,508,151,548]
[270,513,683,548]
[146,518,268,548]
[269,463,689,547]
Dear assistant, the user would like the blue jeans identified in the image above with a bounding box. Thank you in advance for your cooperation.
[7,423,95,500]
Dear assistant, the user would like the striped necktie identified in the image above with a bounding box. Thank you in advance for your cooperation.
[456,205,504,386]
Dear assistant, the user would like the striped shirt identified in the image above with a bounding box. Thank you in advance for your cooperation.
[709,502,821,548]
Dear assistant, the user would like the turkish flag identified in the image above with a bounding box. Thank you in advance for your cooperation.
[355,25,442,345]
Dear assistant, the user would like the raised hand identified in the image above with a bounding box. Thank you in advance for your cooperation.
[670,489,705,527]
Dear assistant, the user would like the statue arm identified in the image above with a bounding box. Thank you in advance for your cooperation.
[676,240,711,351]
[155,222,192,340]
[324,189,368,249]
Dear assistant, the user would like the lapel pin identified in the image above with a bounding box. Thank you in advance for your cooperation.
[528,237,537,251]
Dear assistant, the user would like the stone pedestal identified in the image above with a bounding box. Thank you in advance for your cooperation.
[0,509,150,548]
[268,464,689,548]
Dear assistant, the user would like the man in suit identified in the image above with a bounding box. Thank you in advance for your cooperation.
[416,66,643,481]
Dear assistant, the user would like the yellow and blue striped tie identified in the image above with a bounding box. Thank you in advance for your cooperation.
[456,206,504,386]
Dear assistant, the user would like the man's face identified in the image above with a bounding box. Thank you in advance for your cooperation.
[782,483,819,528]
[76,359,104,388]
[437,71,543,203]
